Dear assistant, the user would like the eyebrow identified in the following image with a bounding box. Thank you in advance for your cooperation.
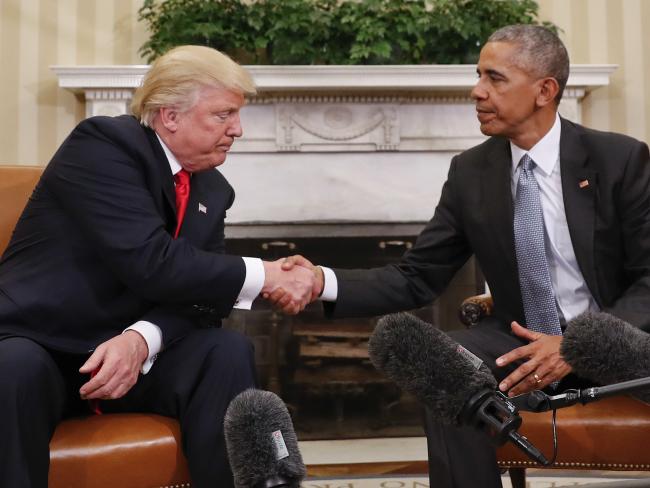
[477,67,506,79]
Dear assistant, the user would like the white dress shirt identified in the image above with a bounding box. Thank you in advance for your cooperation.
[321,113,600,324]
[124,135,264,373]
[509,113,598,323]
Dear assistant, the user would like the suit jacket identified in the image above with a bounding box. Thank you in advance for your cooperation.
[327,118,650,331]
[0,115,246,353]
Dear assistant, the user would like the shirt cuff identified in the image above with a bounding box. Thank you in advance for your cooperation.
[234,257,265,309]
[320,266,338,302]
[124,321,163,374]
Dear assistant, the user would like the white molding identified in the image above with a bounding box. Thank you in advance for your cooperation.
[51,64,617,93]
[49,63,617,225]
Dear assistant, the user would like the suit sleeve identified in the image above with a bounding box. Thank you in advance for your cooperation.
[139,185,238,347]
[45,118,246,316]
[325,156,472,318]
[603,141,650,330]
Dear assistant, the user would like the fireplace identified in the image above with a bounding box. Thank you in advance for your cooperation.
[52,63,615,439]
[224,232,482,439]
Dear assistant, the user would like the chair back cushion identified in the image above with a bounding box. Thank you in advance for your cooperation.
[0,165,42,253]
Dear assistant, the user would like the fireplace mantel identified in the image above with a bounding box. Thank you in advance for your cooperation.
[51,64,616,234]
[52,63,615,94]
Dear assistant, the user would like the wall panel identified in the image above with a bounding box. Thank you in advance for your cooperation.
[0,0,648,165]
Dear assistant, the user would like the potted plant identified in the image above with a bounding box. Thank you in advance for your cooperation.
[138,0,556,65]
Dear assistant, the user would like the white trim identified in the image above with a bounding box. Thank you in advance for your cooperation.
[51,64,617,93]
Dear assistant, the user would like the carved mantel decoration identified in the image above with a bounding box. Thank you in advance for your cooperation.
[52,65,616,234]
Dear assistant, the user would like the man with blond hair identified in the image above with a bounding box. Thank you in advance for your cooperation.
[0,45,315,487]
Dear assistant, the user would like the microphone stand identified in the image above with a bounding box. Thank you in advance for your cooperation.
[510,376,650,413]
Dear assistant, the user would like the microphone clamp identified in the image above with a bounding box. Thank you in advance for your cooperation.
[459,389,550,466]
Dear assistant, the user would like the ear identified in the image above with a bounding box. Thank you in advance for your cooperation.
[158,107,181,132]
[536,77,560,108]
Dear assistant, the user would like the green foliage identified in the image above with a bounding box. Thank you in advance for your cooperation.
[138,0,555,64]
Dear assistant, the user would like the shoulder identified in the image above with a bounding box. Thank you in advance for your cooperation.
[73,115,149,144]
[449,136,509,179]
[456,136,506,161]
[58,115,158,165]
[46,116,162,188]
[562,118,647,155]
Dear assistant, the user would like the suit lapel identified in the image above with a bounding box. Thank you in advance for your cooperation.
[144,128,177,225]
[482,138,519,280]
[559,118,600,303]
[178,172,212,245]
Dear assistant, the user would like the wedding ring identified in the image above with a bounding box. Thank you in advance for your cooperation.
[533,373,542,384]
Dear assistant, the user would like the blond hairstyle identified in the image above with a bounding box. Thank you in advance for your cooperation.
[131,45,257,126]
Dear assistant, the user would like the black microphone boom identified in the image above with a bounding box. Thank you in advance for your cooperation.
[511,377,650,414]
[369,312,549,465]
[561,311,650,403]
[224,389,306,488]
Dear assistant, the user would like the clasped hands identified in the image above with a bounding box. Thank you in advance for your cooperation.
[262,257,574,396]
[261,255,322,315]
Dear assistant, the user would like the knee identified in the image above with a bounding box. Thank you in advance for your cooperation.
[199,329,256,385]
[210,328,255,366]
[0,338,62,398]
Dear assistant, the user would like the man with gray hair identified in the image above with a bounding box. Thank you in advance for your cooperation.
[0,45,316,487]
[277,24,650,486]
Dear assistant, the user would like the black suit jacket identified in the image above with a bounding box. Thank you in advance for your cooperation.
[328,118,650,330]
[0,115,246,353]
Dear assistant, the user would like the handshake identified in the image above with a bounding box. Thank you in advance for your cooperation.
[261,255,323,315]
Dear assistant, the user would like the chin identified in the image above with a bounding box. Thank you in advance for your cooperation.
[209,159,227,169]
[479,122,504,137]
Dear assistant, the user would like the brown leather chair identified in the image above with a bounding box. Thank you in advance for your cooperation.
[460,294,650,488]
[0,166,191,488]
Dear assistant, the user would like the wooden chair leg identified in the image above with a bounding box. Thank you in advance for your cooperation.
[508,467,526,488]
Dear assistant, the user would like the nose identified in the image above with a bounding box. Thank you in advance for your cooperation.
[471,78,487,101]
[228,113,243,138]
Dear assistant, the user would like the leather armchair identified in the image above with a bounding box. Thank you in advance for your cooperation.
[459,294,650,488]
[0,166,191,488]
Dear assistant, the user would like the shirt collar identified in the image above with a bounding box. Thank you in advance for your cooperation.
[155,133,183,176]
[510,112,561,177]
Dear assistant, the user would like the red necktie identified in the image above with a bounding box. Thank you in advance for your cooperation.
[174,169,191,238]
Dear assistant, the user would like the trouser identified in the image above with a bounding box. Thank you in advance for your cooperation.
[423,317,585,488]
[0,327,257,488]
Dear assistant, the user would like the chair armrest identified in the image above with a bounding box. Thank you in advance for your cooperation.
[458,293,494,328]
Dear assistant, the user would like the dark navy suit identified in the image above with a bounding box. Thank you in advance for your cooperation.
[0,115,257,488]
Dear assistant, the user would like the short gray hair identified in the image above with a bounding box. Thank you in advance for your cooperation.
[488,24,569,104]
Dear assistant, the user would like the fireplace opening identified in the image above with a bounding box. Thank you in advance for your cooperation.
[224,230,483,440]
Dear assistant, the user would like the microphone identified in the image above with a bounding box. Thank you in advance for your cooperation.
[224,389,306,488]
[368,312,549,465]
[560,311,650,403]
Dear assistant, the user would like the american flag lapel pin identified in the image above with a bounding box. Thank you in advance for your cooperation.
[579,179,589,189]
[198,203,207,214]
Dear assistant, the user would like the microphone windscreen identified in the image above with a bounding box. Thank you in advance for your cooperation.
[224,389,306,488]
[562,311,650,402]
[368,312,497,424]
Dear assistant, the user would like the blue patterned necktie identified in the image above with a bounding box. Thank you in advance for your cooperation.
[513,154,562,337]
